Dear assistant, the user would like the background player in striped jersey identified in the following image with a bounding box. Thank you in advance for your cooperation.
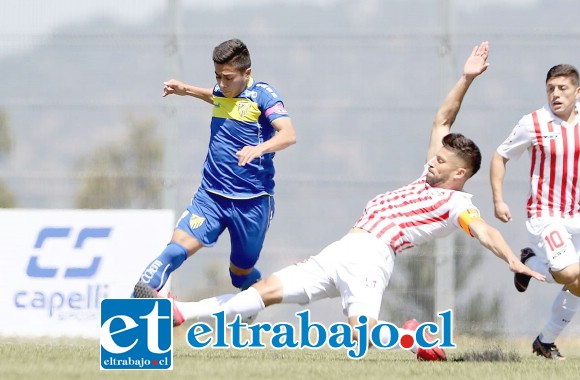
[133,39,297,301]
[135,41,544,357]
[490,64,580,360]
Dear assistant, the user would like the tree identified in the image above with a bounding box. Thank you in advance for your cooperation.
[0,110,16,208]
[74,115,163,209]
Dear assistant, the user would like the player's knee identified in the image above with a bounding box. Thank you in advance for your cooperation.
[553,263,580,286]
[230,268,262,290]
[565,275,580,297]
[567,285,580,298]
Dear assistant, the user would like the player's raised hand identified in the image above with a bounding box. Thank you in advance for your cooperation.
[162,79,187,97]
[464,41,490,79]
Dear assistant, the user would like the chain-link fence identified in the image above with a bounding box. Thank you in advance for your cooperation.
[1,0,580,337]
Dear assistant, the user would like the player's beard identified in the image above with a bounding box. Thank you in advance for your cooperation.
[426,172,447,187]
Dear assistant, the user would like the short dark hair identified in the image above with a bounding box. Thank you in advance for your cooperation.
[546,64,579,87]
[442,133,481,177]
[213,39,251,72]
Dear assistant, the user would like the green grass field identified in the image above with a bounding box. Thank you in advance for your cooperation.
[2,335,580,380]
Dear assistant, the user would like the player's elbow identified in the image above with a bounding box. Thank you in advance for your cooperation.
[284,129,297,147]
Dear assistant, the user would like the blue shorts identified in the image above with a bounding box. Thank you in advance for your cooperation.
[175,190,275,269]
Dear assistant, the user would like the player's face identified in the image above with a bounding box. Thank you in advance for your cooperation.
[215,63,250,98]
[546,76,580,120]
[426,147,466,189]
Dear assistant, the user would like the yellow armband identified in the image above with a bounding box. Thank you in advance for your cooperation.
[458,208,482,237]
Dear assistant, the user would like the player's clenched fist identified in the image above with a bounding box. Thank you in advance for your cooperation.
[163,79,187,97]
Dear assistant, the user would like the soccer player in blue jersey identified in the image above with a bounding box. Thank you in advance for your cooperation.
[134,39,296,304]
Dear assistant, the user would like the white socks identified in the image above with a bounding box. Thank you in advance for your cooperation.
[526,256,556,284]
[539,289,580,343]
[175,294,235,322]
[175,286,265,323]
[222,286,266,321]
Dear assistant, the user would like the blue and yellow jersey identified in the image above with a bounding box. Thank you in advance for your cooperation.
[200,77,289,199]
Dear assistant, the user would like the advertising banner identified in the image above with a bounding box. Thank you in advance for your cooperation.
[0,209,174,338]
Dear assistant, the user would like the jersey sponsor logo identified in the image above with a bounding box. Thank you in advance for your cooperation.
[189,214,206,229]
[100,299,173,370]
[540,132,561,140]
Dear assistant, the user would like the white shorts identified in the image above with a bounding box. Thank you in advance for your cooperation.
[526,217,580,272]
[273,232,395,320]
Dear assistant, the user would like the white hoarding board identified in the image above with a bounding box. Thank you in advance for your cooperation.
[0,209,174,338]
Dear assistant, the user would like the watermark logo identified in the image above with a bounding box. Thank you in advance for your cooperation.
[100,298,173,370]
[186,309,455,360]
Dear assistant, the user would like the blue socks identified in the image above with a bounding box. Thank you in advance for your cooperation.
[230,267,262,290]
[138,242,187,291]
[136,242,262,295]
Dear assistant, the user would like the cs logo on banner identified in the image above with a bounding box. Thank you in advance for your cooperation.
[100,299,173,370]
[27,227,109,278]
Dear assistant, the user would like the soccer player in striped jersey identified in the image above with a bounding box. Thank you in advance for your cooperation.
[133,39,296,298]
[135,41,544,358]
[491,64,580,360]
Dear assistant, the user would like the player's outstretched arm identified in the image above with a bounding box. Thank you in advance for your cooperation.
[468,218,546,282]
[426,41,490,161]
[162,79,214,104]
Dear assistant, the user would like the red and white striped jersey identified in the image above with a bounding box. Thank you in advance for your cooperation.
[353,167,478,255]
[497,104,580,219]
